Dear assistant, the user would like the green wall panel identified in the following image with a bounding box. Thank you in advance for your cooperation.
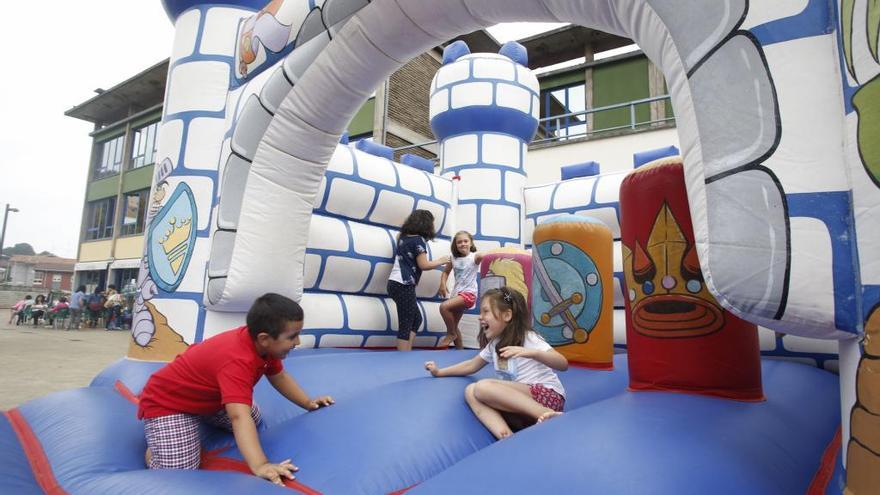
[122,164,154,193]
[86,176,120,201]
[540,71,586,91]
[592,57,650,132]
[348,98,375,137]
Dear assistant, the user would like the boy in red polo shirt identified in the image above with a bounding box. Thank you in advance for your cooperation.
[137,293,334,485]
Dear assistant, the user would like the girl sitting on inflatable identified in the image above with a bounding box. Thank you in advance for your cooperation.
[438,230,483,349]
[424,287,568,439]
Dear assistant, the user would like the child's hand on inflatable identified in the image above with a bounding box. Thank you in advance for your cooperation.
[439,285,449,298]
[425,361,441,377]
[255,459,298,485]
[498,346,534,359]
[307,395,335,410]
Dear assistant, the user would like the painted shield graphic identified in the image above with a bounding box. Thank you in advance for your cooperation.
[532,240,603,346]
[148,183,198,293]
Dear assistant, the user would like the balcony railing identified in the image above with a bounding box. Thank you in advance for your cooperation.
[391,94,675,154]
[535,94,674,144]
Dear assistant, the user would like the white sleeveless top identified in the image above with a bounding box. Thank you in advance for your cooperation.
[452,253,479,296]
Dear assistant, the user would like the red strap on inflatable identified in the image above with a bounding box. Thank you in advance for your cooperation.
[114,380,140,405]
[388,484,418,494]
[200,449,323,494]
[3,408,69,495]
[807,425,841,495]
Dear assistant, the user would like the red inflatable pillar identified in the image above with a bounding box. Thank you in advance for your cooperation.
[620,158,763,401]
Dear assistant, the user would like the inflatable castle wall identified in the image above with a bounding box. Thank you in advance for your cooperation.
[120,0,878,491]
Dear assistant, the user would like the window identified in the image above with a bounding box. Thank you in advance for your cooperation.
[114,268,139,293]
[33,271,45,285]
[131,121,159,169]
[95,135,125,179]
[120,189,149,236]
[51,274,62,290]
[85,198,116,241]
[541,83,587,139]
[81,270,105,294]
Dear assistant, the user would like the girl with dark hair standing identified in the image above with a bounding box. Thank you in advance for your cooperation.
[387,209,450,351]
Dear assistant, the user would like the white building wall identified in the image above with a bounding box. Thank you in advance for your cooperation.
[525,127,681,185]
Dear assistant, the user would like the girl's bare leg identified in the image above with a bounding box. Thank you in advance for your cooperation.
[537,410,563,422]
[439,297,468,347]
[397,332,414,351]
[471,379,555,420]
[451,312,464,349]
[465,383,515,439]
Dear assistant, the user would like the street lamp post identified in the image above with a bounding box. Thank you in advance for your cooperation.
[0,203,20,260]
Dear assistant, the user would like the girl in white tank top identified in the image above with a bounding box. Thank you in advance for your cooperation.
[438,231,484,348]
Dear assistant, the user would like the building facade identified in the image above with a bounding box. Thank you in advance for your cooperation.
[2,255,75,292]
[65,60,168,293]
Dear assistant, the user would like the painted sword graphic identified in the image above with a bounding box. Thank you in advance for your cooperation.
[532,248,589,343]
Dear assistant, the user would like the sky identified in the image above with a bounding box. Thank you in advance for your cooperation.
[0,2,174,259]
[0,4,612,260]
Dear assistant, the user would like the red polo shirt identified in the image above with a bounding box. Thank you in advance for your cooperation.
[137,326,283,419]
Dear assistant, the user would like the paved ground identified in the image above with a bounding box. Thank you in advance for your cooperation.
[0,319,130,410]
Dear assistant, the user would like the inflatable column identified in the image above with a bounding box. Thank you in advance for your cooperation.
[429,41,539,252]
[532,215,613,369]
[620,158,763,401]
[130,3,258,361]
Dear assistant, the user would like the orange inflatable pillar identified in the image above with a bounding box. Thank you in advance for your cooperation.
[531,215,613,369]
[620,158,763,401]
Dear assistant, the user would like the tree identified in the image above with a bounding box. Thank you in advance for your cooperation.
[2,243,35,256]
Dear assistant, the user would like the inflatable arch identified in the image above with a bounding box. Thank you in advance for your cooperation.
[1,0,878,493]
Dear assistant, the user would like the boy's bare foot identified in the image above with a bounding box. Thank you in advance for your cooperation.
[536,411,563,423]
[437,335,454,348]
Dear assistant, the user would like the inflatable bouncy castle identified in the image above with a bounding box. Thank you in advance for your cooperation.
[2,0,879,493]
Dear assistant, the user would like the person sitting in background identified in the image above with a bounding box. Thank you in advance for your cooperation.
[30,295,47,327]
[120,306,133,330]
[47,297,70,326]
[9,296,31,325]
[104,285,123,331]
[85,288,105,328]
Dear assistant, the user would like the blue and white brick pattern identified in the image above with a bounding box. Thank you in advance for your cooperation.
[430,52,539,251]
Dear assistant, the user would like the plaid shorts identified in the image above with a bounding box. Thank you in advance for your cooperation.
[529,384,565,412]
[144,405,262,470]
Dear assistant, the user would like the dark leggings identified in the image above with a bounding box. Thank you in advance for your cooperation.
[387,280,422,340]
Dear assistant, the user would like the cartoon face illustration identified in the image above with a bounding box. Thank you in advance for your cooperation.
[482,258,528,300]
[532,240,602,345]
[622,202,724,338]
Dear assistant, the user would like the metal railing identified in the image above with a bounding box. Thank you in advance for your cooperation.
[534,94,674,144]
[391,94,675,153]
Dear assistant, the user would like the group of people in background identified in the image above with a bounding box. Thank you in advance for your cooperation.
[8,294,68,327]
[7,284,132,331]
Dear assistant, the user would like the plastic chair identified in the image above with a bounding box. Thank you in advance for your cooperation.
[51,308,70,329]
[17,307,32,326]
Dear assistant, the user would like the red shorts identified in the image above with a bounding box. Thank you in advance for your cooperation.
[529,384,565,412]
[457,291,476,309]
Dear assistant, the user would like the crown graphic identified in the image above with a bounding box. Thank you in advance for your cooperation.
[159,216,192,275]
